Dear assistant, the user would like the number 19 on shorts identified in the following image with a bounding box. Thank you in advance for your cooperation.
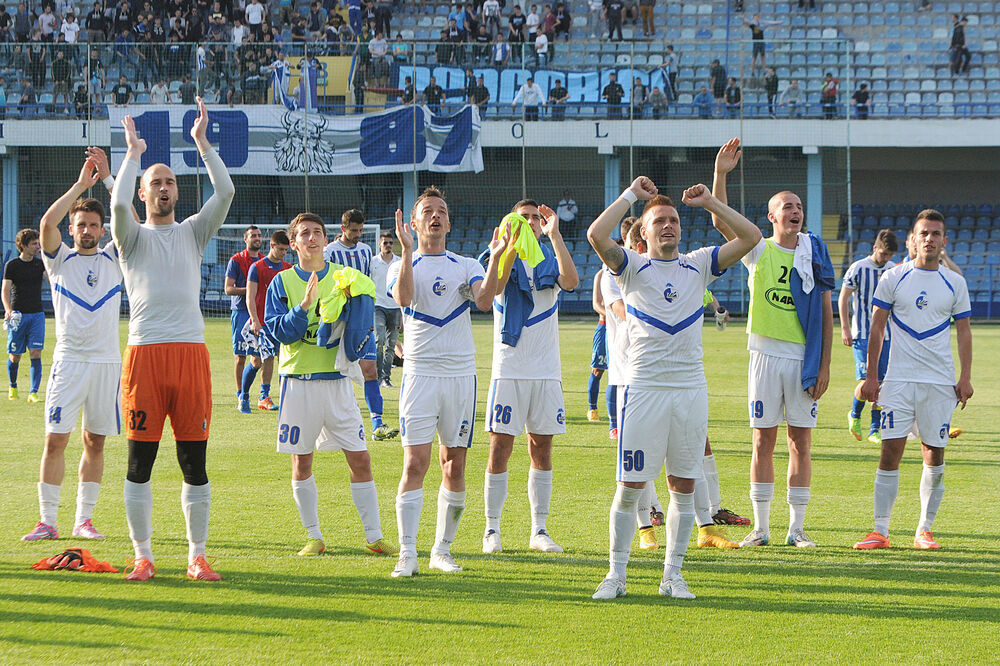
[621,449,645,472]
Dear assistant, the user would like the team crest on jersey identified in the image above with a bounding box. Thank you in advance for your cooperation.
[459,419,470,438]
[662,283,678,303]
[556,408,565,425]
[432,277,447,296]
[916,291,929,310]
[939,423,949,440]
[86,269,97,288]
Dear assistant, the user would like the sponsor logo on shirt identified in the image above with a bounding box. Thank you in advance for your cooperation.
[765,287,796,311]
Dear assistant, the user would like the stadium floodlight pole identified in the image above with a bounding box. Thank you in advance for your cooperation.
[845,38,854,259]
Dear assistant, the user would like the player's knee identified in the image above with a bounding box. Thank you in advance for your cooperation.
[345,450,372,476]
[9,353,20,363]
[360,361,377,381]
[591,368,603,377]
[126,440,160,484]
[43,434,70,454]
[176,440,208,486]
[81,431,105,453]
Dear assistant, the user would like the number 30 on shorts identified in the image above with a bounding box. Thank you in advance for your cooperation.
[622,449,644,472]
[279,424,301,446]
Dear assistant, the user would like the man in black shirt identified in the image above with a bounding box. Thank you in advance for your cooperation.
[602,72,623,118]
[474,24,491,64]
[112,74,133,106]
[447,18,467,65]
[401,75,415,104]
[724,77,741,118]
[422,75,444,115]
[436,28,452,64]
[710,59,727,104]
[179,73,196,104]
[549,78,569,120]
[851,83,870,119]
[469,73,490,113]
[949,14,970,75]
[51,49,71,110]
[604,0,624,41]
[3,228,46,401]
[508,5,525,62]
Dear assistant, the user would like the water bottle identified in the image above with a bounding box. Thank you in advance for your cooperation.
[715,307,727,331]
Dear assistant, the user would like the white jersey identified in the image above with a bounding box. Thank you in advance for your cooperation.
[843,256,896,340]
[387,251,485,377]
[371,252,401,310]
[491,257,562,381]
[872,261,971,386]
[613,247,722,389]
[600,266,628,386]
[323,239,373,277]
[41,242,123,363]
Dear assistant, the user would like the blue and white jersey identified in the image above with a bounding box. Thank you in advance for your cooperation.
[600,265,629,386]
[613,246,723,389]
[41,243,122,363]
[491,257,562,381]
[872,261,971,386]
[323,239,373,277]
[843,256,895,340]
[387,251,485,377]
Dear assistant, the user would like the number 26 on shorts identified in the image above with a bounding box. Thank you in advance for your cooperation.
[622,449,644,472]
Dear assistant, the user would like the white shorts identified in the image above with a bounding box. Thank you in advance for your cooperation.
[44,360,121,436]
[276,377,367,454]
[485,378,566,437]
[617,386,707,482]
[878,381,957,448]
[748,352,818,429]
[399,374,477,448]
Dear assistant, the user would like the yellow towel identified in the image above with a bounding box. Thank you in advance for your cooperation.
[318,266,377,323]
[496,213,545,278]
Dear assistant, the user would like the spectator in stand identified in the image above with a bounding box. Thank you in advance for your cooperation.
[693,84,713,118]
[647,84,667,119]
[512,75,545,121]
[88,51,104,103]
[852,82,870,119]
[231,17,247,44]
[13,3,33,42]
[662,44,678,100]
[556,190,577,232]
[602,71,623,118]
[400,75,414,104]
[422,74,443,114]
[26,31,46,88]
[51,49,71,110]
[150,78,171,103]
[549,77,568,120]
[392,32,409,63]
[743,14,780,73]
[709,58,726,109]
[798,0,816,9]
[447,17,467,65]
[534,27,548,67]
[308,1,326,40]
[949,15,970,75]
[588,0,602,38]
[555,2,570,41]
[245,0,265,40]
[0,5,10,42]
[369,30,390,83]
[474,24,491,63]
[470,73,490,112]
[72,83,87,117]
[491,32,509,68]
[724,76,741,118]
[604,0,624,42]
[179,72,196,104]
[436,28,452,64]
[112,73,133,106]
[243,60,265,103]
[541,4,556,58]
[482,0,501,38]
[526,3,540,43]
[60,12,79,43]
[37,4,57,42]
[374,0,391,37]
[780,78,802,117]
[917,0,930,11]
[290,16,308,44]
[18,77,35,117]
[764,66,778,117]
[821,71,838,119]
[630,76,647,119]
[83,4,105,41]
[0,78,7,120]
[508,4,526,63]
[638,0,654,37]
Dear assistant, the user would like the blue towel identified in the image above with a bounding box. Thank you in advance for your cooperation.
[479,242,560,347]
[317,293,375,361]
[789,232,835,391]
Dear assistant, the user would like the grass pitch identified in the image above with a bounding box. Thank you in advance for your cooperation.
[1,318,998,664]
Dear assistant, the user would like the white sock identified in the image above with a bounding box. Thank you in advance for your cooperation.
[609,485,642,580]
[75,481,100,525]
[181,482,211,563]
[693,472,713,527]
[873,469,899,537]
[38,481,60,527]
[663,490,696,580]
[350,480,383,543]
[396,488,423,557]
[703,454,723,516]
[787,486,810,534]
[917,463,945,533]
[528,467,552,535]
[636,483,652,528]
[432,486,466,556]
[124,479,154,562]
[484,471,508,532]
[647,479,661,513]
[292,476,323,540]
[749,482,774,534]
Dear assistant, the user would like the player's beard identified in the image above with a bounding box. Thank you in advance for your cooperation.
[249,239,263,253]
[148,197,176,217]
[76,236,98,250]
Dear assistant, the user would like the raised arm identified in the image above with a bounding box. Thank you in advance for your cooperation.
[88,145,140,223]
[188,96,236,247]
[587,176,657,272]
[40,158,100,255]
[539,204,579,291]
[111,114,146,252]
[391,208,414,308]
[838,284,854,346]
[710,138,741,242]
[472,226,510,311]
[681,183,762,270]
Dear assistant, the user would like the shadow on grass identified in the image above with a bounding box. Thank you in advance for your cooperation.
[0,610,283,637]
[0,633,123,650]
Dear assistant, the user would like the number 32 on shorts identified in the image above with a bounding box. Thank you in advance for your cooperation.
[622,449,644,472]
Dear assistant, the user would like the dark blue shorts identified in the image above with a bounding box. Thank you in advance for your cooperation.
[591,322,608,370]
[7,312,45,355]
[853,338,889,381]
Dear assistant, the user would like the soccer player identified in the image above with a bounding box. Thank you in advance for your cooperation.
[264,213,396,557]
[371,232,401,388]
[246,229,291,410]
[21,156,122,542]
[113,98,234,582]
[323,209,396,441]
[387,191,506,577]
[712,138,834,549]
[600,217,636,441]
[589,176,761,600]
[853,210,972,551]
[3,228,46,402]
[482,199,579,555]
[225,225,264,414]
[587,281,608,422]
[839,229,898,444]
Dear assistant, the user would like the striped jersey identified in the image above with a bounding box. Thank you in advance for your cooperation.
[843,256,895,339]
[323,239,372,277]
